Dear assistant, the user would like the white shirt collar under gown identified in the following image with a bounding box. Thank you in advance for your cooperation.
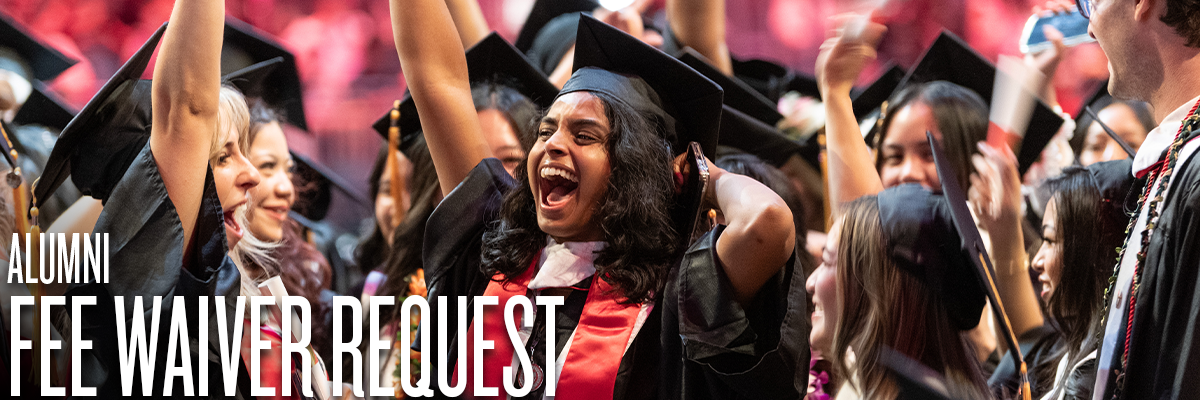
[1130,98,1197,176]
[518,237,656,400]
[1094,95,1200,400]
[529,237,606,290]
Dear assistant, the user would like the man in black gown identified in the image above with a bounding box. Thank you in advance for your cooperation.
[1085,0,1200,398]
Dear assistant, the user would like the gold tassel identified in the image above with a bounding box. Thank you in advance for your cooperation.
[387,100,406,228]
[818,128,829,231]
[0,122,44,386]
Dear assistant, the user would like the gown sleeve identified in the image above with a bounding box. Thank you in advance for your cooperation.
[658,225,811,399]
[987,324,1061,399]
[419,158,515,367]
[64,141,244,398]
[1122,141,1200,400]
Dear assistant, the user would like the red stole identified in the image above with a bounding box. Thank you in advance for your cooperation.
[456,255,642,399]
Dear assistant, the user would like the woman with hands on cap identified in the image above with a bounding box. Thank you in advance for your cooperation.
[389,0,808,398]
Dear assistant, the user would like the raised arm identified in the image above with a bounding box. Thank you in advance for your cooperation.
[969,143,1044,338]
[666,0,732,75]
[444,0,490,49]
[391,0,492,196]
[149,0,224,254]
[815,15,887,217]
[706,164,796,305]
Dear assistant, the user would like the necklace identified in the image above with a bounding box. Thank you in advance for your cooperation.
[1098,98,1200,399]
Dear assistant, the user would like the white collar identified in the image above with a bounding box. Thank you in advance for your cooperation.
[528,237,607,290]
[1132,95,1200,176]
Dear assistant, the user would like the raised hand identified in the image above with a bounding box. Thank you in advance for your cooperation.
[816,12,887,97]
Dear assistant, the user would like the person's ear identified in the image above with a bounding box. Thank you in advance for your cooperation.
[1132,0,1160,22]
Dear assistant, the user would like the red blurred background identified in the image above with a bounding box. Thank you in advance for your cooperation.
[0,0,1110,231]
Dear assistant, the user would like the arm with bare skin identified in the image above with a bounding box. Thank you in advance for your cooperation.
[390,0,492,196]
[969,142,1044,339]
[444,0,490,49]
[149,0,224,261]
[667,0,732,75]
[682,155,795,305]
[815,14,887,217]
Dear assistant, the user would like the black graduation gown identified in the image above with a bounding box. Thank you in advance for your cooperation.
[1101,125,1200,400]
[421,158,810,400]
[65,142,250,398]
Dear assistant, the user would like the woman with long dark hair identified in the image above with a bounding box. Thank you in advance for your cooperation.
[988,162,1135,399]
[390,0,808,398]
[816,14,1045,366]
[808,187,991,400]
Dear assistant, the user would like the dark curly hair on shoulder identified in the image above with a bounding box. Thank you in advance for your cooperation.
[480,91,680,304]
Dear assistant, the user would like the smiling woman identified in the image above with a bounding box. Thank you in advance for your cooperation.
[392,0,809,396]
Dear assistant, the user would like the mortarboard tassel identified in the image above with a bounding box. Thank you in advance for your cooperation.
[818,128,830,230]
[387,100,406,228]
[1,122,58,387]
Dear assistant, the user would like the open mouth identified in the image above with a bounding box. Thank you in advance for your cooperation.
[538,166,579,211]
[224,208,243,240]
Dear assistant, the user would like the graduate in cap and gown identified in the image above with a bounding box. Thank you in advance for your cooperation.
[817,14,1065,373]
[361,32,559,397]
[391,0,809,398]
[1080,0,1200,397]
[39,0,264,395]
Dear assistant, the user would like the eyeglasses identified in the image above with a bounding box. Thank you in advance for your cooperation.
[1076,0,1092,19]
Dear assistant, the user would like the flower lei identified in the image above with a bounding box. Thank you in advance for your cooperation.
[807,353,832,400]
[393,269,428,399]
[1097,98,1200,400]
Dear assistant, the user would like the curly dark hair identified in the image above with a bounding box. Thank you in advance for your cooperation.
[480,91,680,304]
[1162,0,1200,48]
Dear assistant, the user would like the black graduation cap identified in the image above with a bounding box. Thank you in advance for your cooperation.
[523,12,585,76]
[901,31,1063,175]
[515,0,598,53]
[565,14,723,156]
[13,82,75,132]
[852,64,906,145]
[1077,80,1112,119]
[0,12,76,81]
[852,64,906,120]
[221,59,371,212]
[290,150,368,220]
[677,47,783,125]
[222,17,307,131]
[728,56,817,102]
[719,105,818,169]
[925,130,1030,390]
[783,72,822,101]
[371,33,560,152]
[1069,80,1113,154]
[674,50,819,169]
[34,23,166,207]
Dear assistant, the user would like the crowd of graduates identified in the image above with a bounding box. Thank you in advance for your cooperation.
[3,0,1200,399]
